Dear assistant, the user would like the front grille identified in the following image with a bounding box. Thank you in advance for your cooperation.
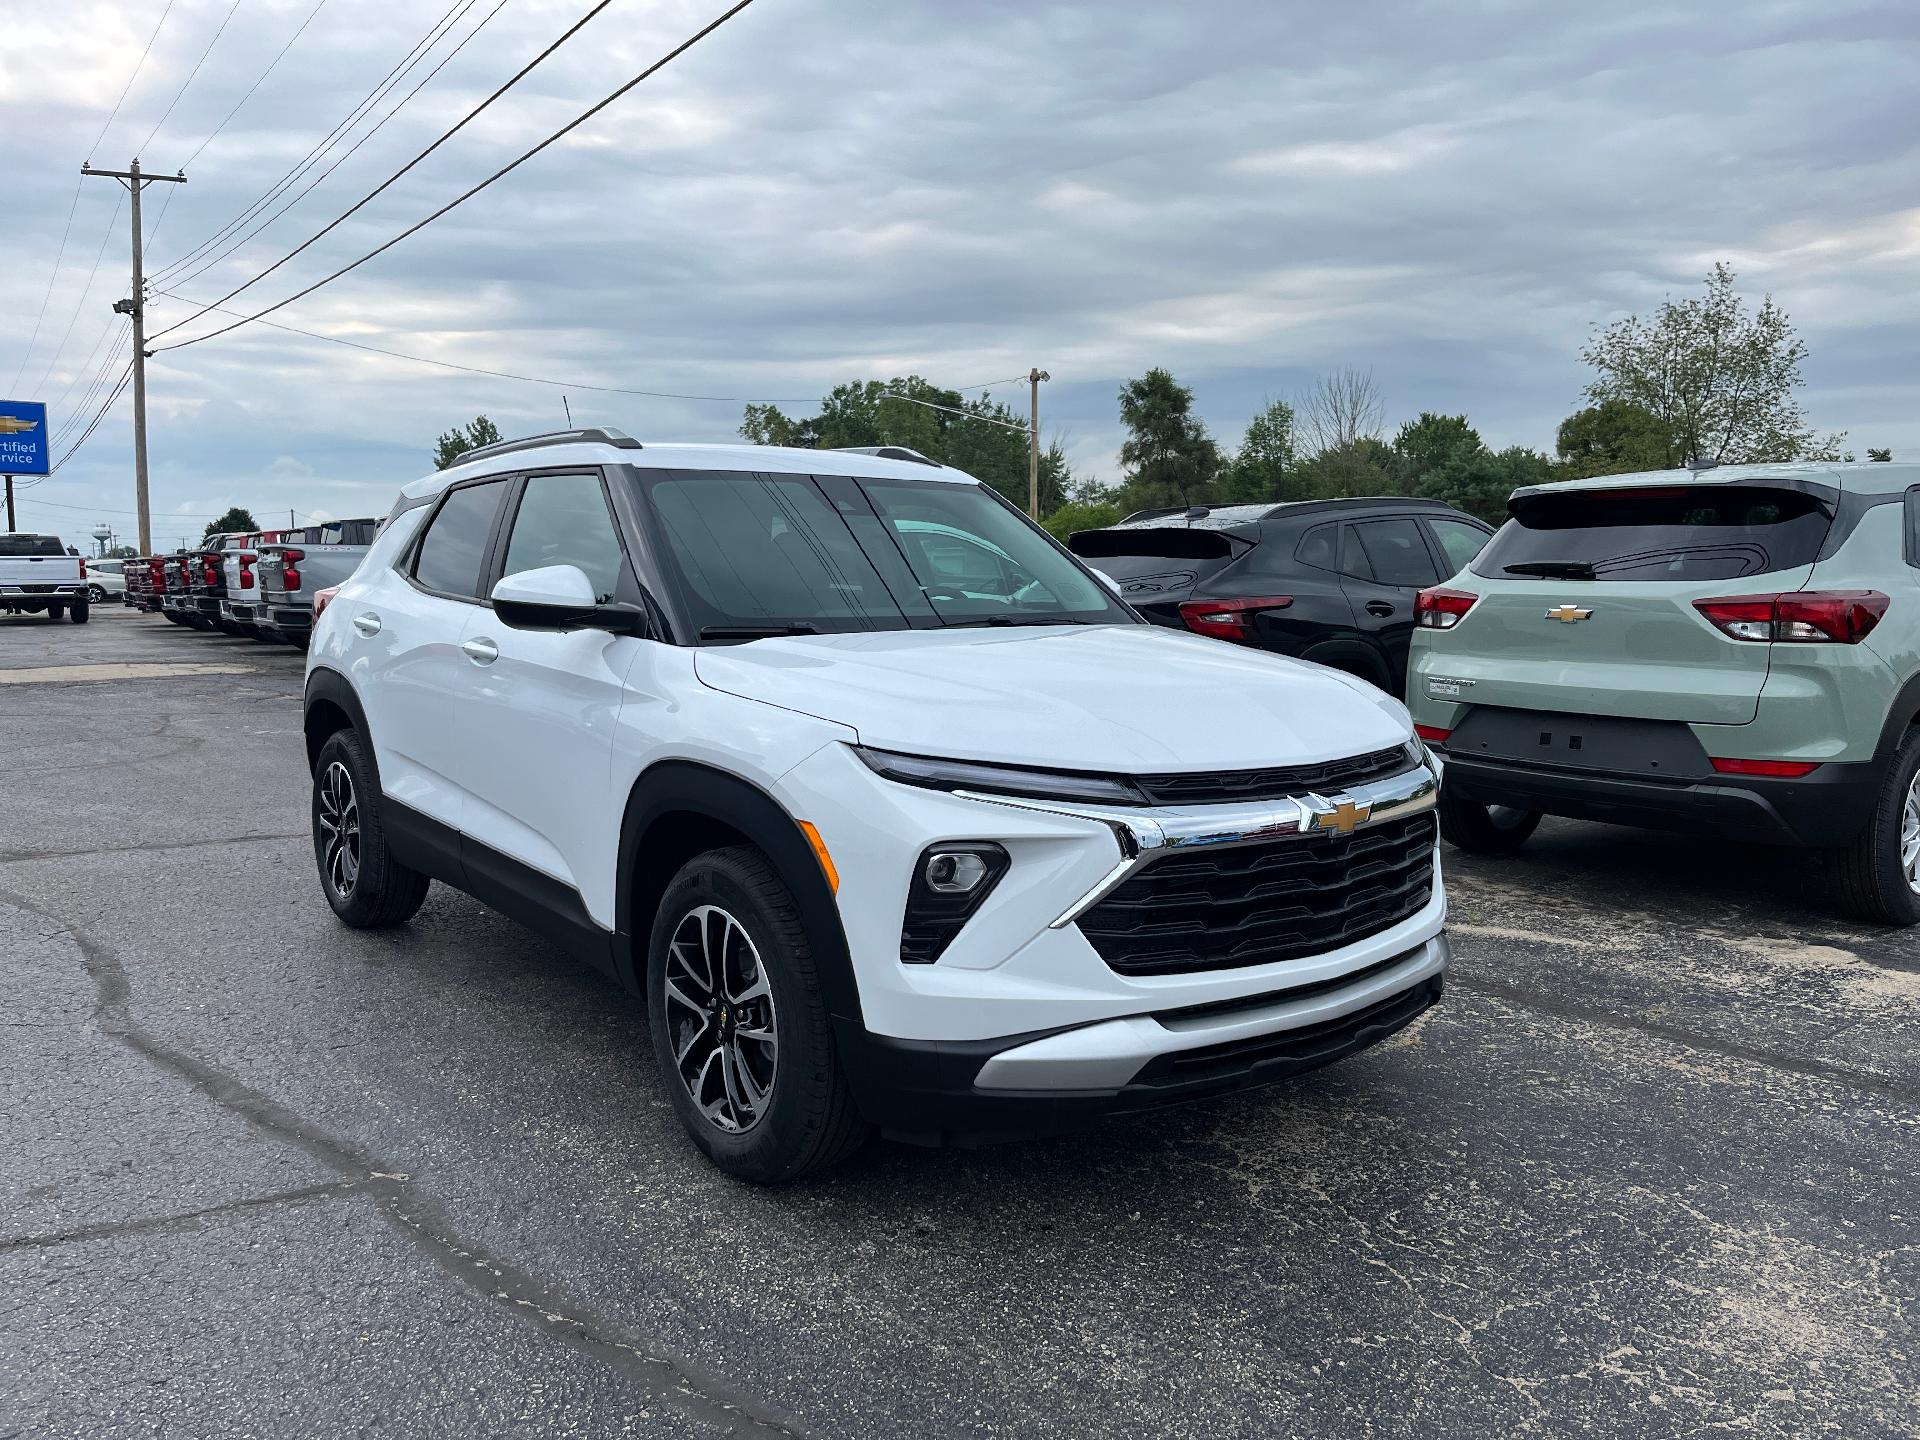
[1133,746,1409,806]
[1076,812,1436,976]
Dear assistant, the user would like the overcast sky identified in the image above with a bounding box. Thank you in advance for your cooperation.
[2,0,1915,545]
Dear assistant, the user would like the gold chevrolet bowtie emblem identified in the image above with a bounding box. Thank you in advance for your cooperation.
[1546,604,1593,623]
[1313,797,1372,835]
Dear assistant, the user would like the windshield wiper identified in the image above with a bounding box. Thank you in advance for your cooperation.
[942,615,1095,628]
[697,623,822,641]
[1503,561,1596,579]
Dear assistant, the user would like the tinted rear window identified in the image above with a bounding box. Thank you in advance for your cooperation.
[1474,484,1833,583]
[1069,528,1243,560]
[0,535,64,556]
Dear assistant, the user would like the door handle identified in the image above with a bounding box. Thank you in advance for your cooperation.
[1366,600,1395,617]
[462,636,499,665]
[352,612,382,636]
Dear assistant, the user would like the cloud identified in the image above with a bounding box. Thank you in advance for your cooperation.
[2,0,1916,542]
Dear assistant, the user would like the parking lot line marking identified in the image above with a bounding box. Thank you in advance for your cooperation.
[0,661,256,685]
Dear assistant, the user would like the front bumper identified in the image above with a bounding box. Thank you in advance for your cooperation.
[1440,750,1880,848]
[837,937,1446,1145]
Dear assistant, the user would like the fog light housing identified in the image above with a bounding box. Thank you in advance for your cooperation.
[901,843,1009,964]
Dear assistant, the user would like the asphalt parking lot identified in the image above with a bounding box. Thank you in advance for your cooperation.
[1,606,1914,1439]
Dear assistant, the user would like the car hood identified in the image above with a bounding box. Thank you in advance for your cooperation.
[692,624,1413,773]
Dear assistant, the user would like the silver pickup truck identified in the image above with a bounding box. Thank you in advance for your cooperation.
[256,518,377,648]
[0,533,91,623]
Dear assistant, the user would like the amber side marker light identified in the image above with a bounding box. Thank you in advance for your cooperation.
[798,820,839,893]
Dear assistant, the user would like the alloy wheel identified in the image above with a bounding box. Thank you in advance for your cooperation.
[662,904,778,1133]
[316,761,361,899]
[1903,768,1920,897]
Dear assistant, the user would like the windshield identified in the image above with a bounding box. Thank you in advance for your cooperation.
[1473,484,1834,583]
[638,469,1136,638]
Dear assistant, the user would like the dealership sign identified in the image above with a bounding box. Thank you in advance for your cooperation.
[0,400,50,476]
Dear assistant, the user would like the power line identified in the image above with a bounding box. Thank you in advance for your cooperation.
[135,0,248,157]
[154,0,612,336]
[154,0,758,352]
[178,0,333,171]
[46,318,130,418]
[28,190,125,396]
[161,0,511,294]
[51,331,134,450]
[88,0,178,162]
[48,360,135,475]
[151,0,476,282]
[7,0,175,390]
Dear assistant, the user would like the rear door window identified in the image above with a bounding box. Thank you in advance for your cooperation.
[1427,518,1490,574]
[1352,518,1441,587]
[1905,488,1920,568]
[1474,484,1834,582]
[412,479,508,599]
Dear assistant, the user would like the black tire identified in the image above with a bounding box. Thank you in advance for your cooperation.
[46,604,63,621]
[311,729,430,929]
[1826,728,1920,927]
[646,846,869,1182]
[69,601,89,624]
[1438,788,1542,855]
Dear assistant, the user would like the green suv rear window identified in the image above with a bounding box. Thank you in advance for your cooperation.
[1474,484,1833,582]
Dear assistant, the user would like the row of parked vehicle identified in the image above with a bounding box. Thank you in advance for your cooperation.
[121,518,378,647]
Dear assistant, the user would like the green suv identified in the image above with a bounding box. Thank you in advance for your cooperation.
[1408,462,1920,925]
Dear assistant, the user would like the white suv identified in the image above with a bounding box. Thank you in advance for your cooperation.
[303,429,1447,1181]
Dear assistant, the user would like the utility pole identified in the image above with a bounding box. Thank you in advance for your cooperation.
[83,159,185,556]
[1027,367,1050,518]
[4,478,14,532]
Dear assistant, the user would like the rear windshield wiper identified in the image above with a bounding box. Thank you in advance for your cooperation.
[697,623,822,641]
[1502,561,1597,579]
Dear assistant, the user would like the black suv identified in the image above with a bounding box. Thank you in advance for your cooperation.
[1069,497,1492,696]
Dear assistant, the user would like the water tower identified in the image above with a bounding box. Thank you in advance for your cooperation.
[90,523,113,557]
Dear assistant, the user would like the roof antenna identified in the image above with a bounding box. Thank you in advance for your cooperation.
[562,395,573,427]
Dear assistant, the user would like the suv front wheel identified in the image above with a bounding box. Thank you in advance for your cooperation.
[1438,789,1542,855]
[1827,728,1920,926]
[311,729,430,928]
[645,846,868,1182]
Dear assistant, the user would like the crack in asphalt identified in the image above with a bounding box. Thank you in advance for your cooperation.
[1452,973,1920,1104]
[1,1180,363,1251]
[0,831,308,866]
[0,886,807,1439]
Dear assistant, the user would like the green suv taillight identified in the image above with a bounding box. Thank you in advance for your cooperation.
[1694,591,1889,644]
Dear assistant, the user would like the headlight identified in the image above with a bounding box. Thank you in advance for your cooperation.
[853,746,1147,806]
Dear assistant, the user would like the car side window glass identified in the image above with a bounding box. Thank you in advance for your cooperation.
[1338,525,1374,581]
[501,472,628,604]
[1294,524,1336,570]
[1906,488,1920,569]
[412,479,507,599]
[1353,518,1441,587]
[1428,518,1490,575]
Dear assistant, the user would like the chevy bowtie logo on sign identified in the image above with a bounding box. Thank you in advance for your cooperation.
[1546,604,1593,623]
[1309,795,1372,835]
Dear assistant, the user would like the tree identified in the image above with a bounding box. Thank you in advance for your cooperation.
[1218,399,1300,504]
[1292,437,1396,500]
[1867,447,1893,462]
[1390,413,1484,497]
[1553,399,1679,477]
[1114,368,1222,512]
[1040,500,1123,543]
[739,377,1070,512]
[1419,446,1553,524]
[201,506,259,541]
[433,415,504,470]
[1296,367,1384,458]
[1580,263,1843,465]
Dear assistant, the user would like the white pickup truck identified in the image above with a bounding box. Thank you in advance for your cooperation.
[0,534,90,623]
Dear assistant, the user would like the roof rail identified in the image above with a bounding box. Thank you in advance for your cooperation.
[830,445,941,468]
[454,427,643,467]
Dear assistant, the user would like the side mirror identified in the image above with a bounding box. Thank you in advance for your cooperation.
[491,565,648,636]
